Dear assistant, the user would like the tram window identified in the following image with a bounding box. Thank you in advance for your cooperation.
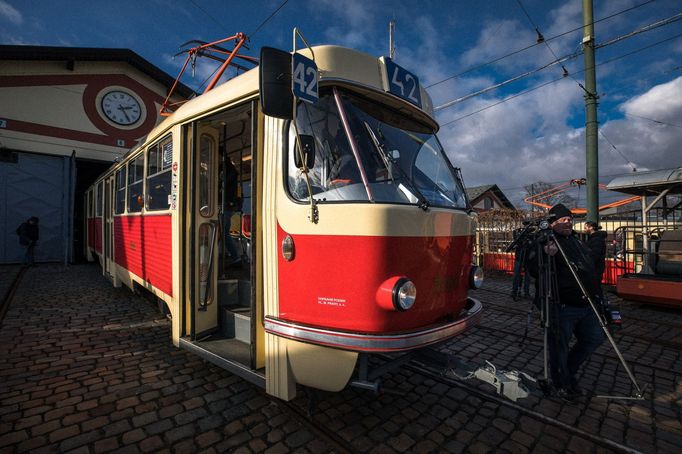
[87,190,93,217]
[96,182,103,217]
[199,134,214,217]
[147,137,172,211]
[127,154,145,213]
[114,168,126,214]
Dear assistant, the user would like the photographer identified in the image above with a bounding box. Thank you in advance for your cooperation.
[528,204,605,400]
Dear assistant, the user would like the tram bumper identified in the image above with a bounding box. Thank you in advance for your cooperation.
[263,297,482,353]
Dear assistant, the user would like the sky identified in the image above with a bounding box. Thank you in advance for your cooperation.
[1,0,681,208]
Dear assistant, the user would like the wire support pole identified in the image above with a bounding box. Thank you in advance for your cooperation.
[583,0,599,223]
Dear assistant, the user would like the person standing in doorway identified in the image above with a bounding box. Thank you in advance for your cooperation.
[17,216,39,266]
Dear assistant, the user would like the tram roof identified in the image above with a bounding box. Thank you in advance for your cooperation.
[606,167,682,195]
[137,45,438,154]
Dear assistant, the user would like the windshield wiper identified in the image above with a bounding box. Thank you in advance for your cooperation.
[363,121,429,211]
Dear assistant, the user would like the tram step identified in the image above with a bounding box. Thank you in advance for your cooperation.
[218,279,251,309]
[220,307,251,344]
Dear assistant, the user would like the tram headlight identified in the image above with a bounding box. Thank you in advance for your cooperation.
[395,278,417,311]
[282,234,295,261]
[376,276,416,311]
[469,265,484,289]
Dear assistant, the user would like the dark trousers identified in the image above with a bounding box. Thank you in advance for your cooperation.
[512,251,531,296]
[549,304,605,388]
[24,243,35,265]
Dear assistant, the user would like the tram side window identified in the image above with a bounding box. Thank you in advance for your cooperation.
[147,137,172,211]
[96,182,103,217]
[87,190,93,217]
[128,154,145,213]
[199,134,214,217]
[115,168,126,214]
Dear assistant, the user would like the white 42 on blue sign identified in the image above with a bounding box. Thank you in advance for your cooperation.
[292,53,318,104]
[383,58,422,108]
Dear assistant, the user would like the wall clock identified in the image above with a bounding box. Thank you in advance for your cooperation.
[100,90,142,126]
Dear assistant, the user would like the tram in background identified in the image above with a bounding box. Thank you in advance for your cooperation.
[606,168,682,307]
[84,41,484,400]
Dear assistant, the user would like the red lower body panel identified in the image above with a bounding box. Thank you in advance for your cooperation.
[88,217,103,254]
[617,274,682,307]
[277,224,474,333]
[114,215,173,296]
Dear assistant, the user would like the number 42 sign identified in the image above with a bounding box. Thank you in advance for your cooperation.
[292,53,319,104]
[380,57,422,109]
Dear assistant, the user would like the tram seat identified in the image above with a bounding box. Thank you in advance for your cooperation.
[655,230,682,276]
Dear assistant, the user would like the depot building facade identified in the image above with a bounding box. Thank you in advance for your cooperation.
[0,45,191,264]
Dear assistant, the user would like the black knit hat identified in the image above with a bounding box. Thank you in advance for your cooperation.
[548,203,572,221]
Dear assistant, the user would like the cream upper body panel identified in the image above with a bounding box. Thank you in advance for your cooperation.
[136,45,437,154]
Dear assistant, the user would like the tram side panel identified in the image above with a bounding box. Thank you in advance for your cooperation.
[113,214,174,297]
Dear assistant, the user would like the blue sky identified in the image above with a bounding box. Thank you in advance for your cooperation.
[2,0,681,207]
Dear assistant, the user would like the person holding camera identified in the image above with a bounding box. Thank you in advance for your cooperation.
[532,204,605,400]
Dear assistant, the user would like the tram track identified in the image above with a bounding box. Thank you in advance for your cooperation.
[405,359,644,454]
[272,392,355,454]
[477,287,682,351]
[0,266,25,325]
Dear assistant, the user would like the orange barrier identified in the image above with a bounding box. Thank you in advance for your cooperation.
[482,253,634,285]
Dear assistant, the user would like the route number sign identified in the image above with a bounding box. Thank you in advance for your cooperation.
[292,53,319,104]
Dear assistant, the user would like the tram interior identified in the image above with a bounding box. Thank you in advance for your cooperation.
[194,103,256,369]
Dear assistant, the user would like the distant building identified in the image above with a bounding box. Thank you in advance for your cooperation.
[466,184,515,212]
[0,45,192,264]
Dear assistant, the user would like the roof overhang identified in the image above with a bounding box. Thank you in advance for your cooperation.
[606,167,682,196]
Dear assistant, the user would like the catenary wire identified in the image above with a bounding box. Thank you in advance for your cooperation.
[437,31,682,125]
[250,0,290,38]
[426,0,656,89]
[434,11,682,112]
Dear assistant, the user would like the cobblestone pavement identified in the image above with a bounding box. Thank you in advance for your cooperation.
[1,264,681,453]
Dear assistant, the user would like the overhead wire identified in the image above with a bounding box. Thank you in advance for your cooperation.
[598,130,638,172]
[624,113,682,129]
[426,0,656,89]
[435,11,682,112]
[250,0,290,38]
[437,27,682,123]
[184,0,290,94]
[514,0,640,171]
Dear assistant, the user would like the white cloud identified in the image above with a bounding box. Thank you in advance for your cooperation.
[0,0,22,25]
[435,75,682,206]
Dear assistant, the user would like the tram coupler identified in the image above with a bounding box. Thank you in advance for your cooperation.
[414,349,537,402]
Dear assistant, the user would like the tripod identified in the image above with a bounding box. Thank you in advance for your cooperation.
[535,229,645,400]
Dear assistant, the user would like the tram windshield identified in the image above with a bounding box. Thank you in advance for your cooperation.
[288,88,467,209]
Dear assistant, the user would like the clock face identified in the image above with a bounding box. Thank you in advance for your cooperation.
[101,90,142,126]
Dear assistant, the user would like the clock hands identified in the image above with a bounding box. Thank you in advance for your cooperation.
[117,104,131,123]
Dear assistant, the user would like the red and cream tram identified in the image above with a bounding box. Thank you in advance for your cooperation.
[84,43,483,400]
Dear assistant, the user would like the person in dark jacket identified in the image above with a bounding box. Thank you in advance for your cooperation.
[528,204,604,400]
[17,216,39,266]
[584,221,607,287]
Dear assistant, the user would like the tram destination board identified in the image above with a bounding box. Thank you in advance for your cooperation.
[292,52,319,104]
[380,56,422,108]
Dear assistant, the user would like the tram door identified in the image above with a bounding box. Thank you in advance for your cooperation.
[103,175,115,278]
[190,126,221,339]
[185,102,262,373]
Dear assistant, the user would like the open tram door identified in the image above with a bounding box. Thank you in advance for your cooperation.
[180,100,265,388]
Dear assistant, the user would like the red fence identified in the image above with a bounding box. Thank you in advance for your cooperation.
[482,252,633,285]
